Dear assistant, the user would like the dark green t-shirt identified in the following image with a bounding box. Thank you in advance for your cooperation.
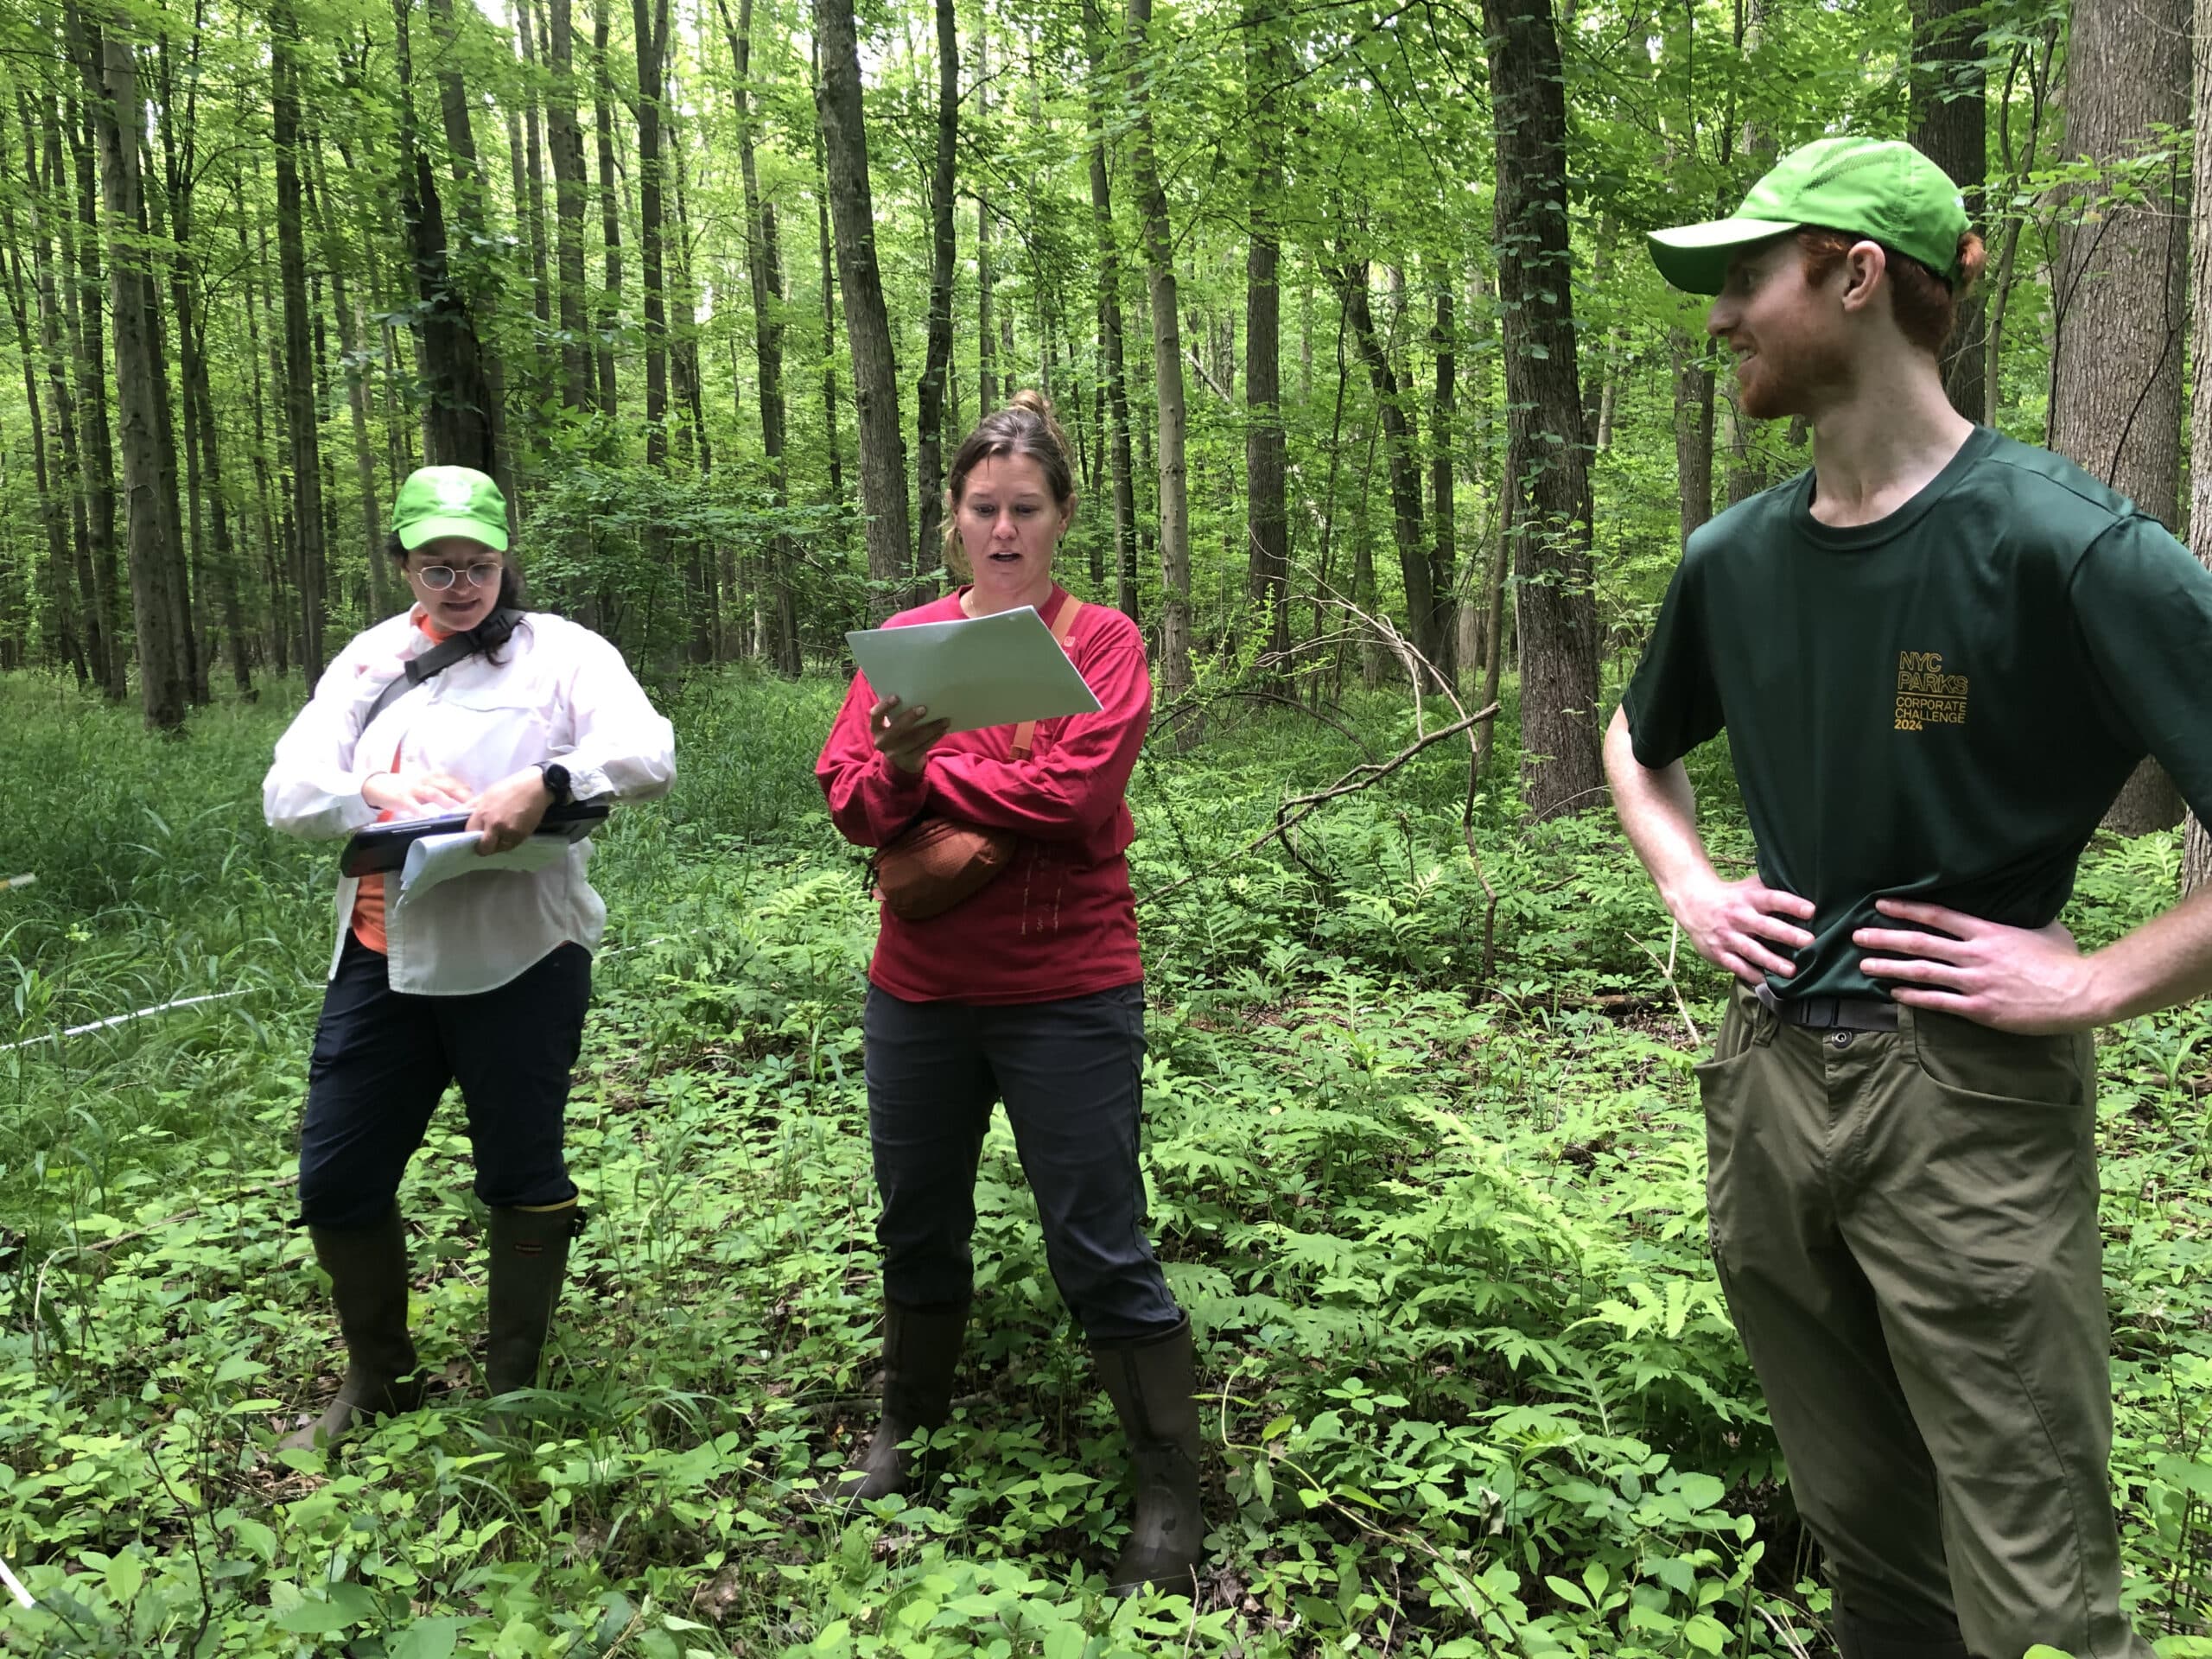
[1622,425,2212,1002]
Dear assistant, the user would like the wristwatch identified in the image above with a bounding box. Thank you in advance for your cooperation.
[536,761,573,804]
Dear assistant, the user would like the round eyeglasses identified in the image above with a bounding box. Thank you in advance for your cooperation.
[412,562,502,591]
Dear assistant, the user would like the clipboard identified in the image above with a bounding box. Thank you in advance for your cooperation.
[339,800,610,878]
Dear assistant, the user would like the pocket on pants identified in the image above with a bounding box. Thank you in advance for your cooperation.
[1909,1008,2092,1110]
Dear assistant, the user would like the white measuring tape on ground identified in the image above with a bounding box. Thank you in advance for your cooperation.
[0,989,248,1055]
[3,874,35,892]
[0,1554,34,1608]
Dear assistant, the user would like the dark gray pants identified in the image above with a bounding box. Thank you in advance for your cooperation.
[863,981,1182,1341]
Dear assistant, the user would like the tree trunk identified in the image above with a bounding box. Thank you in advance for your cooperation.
[311,141,392,621]
[720,0,802,671]
[1430,280,1457,685]
[914,0,958,588]
[67,94,127,697]
[397,0,501,477]
[273,0,328,675]
[814,0,913,613]
[1910,0,1986,423]
[69,11,188,728]
[2048,0,2190,834]
[976,16,996,414]
[1674,332,1715,543]
[810,41,847,510]
[2181,0,2212,893]
[515,0,554,343]
[593,0,621,422]
[1483,0,1602,817]
[1127,0,1192,703]
[1082,0,1138,620]
[543,0,594,413]
[632,0,670,472]
[1244,0,1290,670]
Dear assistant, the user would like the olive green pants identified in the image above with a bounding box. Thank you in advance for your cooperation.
[1698,987,2153,1659]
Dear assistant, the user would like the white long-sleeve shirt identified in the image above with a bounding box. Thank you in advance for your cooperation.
[264,607,676,995]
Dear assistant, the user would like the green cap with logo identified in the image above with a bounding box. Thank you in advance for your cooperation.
[391,466,510,552]
[1648,136,1971,296]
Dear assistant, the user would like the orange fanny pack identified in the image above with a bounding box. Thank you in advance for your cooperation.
[871,597,1083,923]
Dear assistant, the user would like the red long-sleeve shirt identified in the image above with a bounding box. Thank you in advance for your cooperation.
[817,586,1149,1004]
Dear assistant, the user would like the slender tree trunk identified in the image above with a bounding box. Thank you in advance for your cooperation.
[810,41,847,511]
[1334,256,1439,672]
[814,0,913,613]
[914,0,958,588]
[0,207,76,682]
[719,0,801,671]
[1127,0,1191,702]
[273,0,328,675]
[69,11,188,728]
[2048,0,2190,834]
[1483,0,1602,817]
[67,95,126,697]
[632,0,670,473]
[1430,279,1456,684]
[1244,0,1289,670]
[516,0,554,342]
[976,15,996,412]
[1082,0,1137,620]
[244,200,288,676]
[593,0,621,423]
[1984,24,2056,428]
[1674,333,1716,543]
[1910,0,1987,423]
[312,142,392,620]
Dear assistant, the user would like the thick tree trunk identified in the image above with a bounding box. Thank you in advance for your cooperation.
[1127,0,1192,703]
[1483,0,1602,817]
[70,13,188,728]
[1910,0,1987,423]
[2181,0,2212,894]
[914,0,958,588]
[1082,0,1138,620]
[543,0,594,412]
[396,0,501,477]
[814,0,913,613]
[1244,1,1290,670]
[2048,0,2190,835]
[273,0,328,676]
[721,0,802,671]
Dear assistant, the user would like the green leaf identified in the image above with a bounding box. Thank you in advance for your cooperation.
[1542,1574,1590,1609]
[393,1618,469,1659]
[1682,1614,1729,1654]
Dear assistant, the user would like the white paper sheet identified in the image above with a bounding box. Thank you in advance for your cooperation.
[843,605,1103,735]
[393,830,569,908]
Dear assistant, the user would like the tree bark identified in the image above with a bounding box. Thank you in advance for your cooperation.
[1430,279,1457,684]
[720,0,802,671]
[914,0,958,588]
[813,0,913,613]
[1244,0,1290,670]
[311,141,392,622]
[543,0,594,412]
[1483,0,1602,817]
[515,0,554,341]
[2181,0,2212,894]
[69,10,189,728]
[1910,0,1987,423]
[632,0,670,472]
[273,0,328,676]
[1674,332,1715,543]
[1082,0,1138,620]
[1127,0,1192,703]
[810,41,848,509]
[2048,0,2190,834]
[593,0,621,422]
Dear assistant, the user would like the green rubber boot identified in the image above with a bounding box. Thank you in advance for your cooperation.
[485,1201,583,1418]
[1094,1314,1208,1596]
[277,1207,423,1452]
[825,1300,969,1503]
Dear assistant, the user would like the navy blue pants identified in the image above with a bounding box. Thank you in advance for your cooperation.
[296,934,591,1230]
[864,981,1182,1341]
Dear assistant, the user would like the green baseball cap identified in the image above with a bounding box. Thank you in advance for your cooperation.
[391,466,510,552]
[1648,136,1970,296]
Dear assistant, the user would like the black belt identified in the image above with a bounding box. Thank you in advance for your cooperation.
[1771,994,1898,1033]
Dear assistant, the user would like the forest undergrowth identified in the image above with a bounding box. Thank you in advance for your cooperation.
[3,668,2210,1658]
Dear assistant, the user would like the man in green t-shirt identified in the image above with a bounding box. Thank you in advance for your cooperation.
[1609,135,2212,1659]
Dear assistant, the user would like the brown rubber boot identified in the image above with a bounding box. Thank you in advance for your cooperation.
[825,1300,969,1503]
[485,1201,582,1411]
[276,1207,423,1452]
[1093,1314,1207,1596]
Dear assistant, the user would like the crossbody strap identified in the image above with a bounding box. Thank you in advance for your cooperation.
[361,607,524,730]
[1008,595,1084,760]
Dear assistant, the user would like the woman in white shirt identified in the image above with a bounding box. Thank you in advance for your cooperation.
[263,466,674,1449]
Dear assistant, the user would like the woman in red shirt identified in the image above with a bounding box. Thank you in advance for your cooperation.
[816,391,1203,1594]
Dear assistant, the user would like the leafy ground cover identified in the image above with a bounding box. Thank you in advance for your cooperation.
[3,670,2209,1657]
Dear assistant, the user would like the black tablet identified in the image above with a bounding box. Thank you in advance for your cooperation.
[340,800,612,878]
